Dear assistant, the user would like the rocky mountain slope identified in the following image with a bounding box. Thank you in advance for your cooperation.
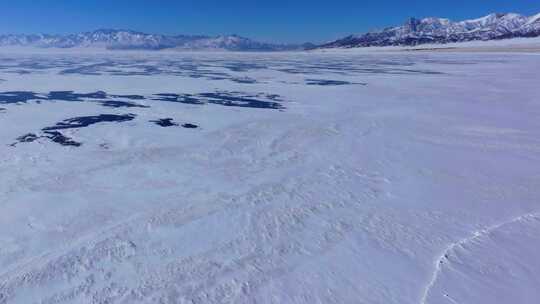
[320,12,540,48]
[0,29,300,51]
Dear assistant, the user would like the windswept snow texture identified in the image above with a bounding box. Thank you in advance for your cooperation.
[0,51,539,304]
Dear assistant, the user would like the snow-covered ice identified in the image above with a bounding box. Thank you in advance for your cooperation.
[0,50,539,303]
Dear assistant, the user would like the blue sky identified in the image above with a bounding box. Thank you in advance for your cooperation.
[0,0,539,43]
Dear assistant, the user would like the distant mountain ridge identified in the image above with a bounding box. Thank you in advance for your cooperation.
[0,29,302,51]
[320,12,540,48]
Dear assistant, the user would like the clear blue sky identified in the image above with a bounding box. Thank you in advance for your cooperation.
[1,0,539,43]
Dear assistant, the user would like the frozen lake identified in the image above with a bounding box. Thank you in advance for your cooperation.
[0,50,539,303]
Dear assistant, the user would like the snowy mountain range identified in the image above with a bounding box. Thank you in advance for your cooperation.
[320,12,540,48]
[0,29,304,51]
[2,12,539,51]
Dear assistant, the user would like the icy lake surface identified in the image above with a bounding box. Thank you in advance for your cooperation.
[0,51,539,303]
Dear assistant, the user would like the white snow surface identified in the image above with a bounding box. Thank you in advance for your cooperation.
[0,50,539,304]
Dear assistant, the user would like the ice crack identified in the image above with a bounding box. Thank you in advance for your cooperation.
[419,212,540,304]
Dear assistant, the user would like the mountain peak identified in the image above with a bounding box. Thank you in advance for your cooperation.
[320,11,540,49]
[527,12,540,24]
[0,30,306,51]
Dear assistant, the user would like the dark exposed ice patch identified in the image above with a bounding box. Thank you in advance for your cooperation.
[12,114,136,147]
[99,100,149,108]
[278,68,306,74]
[48,91,145,102]
[152,94,204,105]
[48,91,108,101]
[42,114,136,131]
[0,90,285,110]
[60,62,111,76]
[223,62,267,72]
[152,91,284,109]
[0,91,46,104]
[8,70,32,75]
[0,56,447,77]
[399,69,443,75]
[43,131,82,147]
[0,90,148,109]
[150,118,198,129]
[305,79,367,86]
[110,94,145,100]
[12,132,81,147]
[231,77,258,84]
[199,91,285,109]
[15,133,40,143]
[151,118,179,127]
